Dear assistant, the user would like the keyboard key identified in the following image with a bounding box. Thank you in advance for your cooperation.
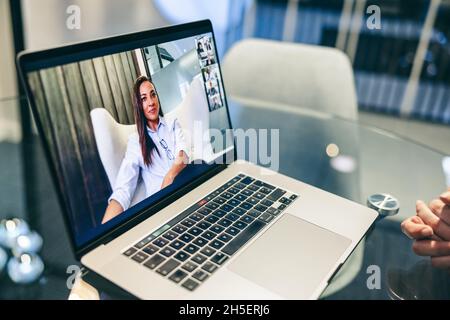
[201,230,217,240]
[262,182,275,190]
[290,194,298,200]
[222,220,266,256]
[259,187,272,195]
[143,244,158,255]
[160,247,176,257]
[192,270,209,282]
[190,213,204,222]
[213,197,226,205]
[254,204,268,212]
[206,202,219,210]
[211,252,228,265]
[235,182,246,190]
[153,238,169,248]
[156,259,180,276]
[253,192,265,200]
[181,219,195,228]
[259,212,274,223]
[144,254,165,270]
[267,188,286,201]
[221,204,234,212]
[232,207,246,216]
[131,252,148,263]
[172,225,187,234]
[240,202,253,210]
[182,261,198,273]
[212,209,226,218]
[217,218,233,227]
[228,199,241,207]
[221,192,233,199]
[162,231,178,241]
[192,254,207,264]
[283,199,292,205]
[187,227,203,237]
[202,262,218,274]
[179,233,194,243]
[240,215,254,224]
[261,199,274,207]
[193,237,208,247]
[253,180,263,187]
[241,176,255,185]
[228,187,240,194]
[248,209,262,218]
[241,189,254,197]
[205,215,219,224]
[184,244,200,254]
[267,207,281,216]
[169,240,185,250]
[210,239,225,249]
[210,225,225,234]
[123,247,137,257]
[169,269,188,284]
[278,204,287,210]
[196,221,212,230]
[174,251,190,262]
[218,233,233,243]
[225,227,240,236]
[182,278,199,291]
[134,235,153,249]
[200,246,216,257]
[225,213,239,221]
[246,197,259,206]
[237,173,246,178]
[233,221,248,230]
[198,207,211,215]
[247,184,260,192]
[235,194,247,202]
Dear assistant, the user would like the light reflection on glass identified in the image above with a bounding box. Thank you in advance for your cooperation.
[326,143,340,158]
[330,155,356,173]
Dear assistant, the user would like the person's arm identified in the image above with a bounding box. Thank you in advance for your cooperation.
[102,199,124,224]
[161,150,188,189]
[102,136,141,224]
[161,119,190,189]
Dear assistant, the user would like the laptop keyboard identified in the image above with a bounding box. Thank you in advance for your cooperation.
[122,173,298,291]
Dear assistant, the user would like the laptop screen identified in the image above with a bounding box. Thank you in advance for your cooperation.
[20,21,235,253]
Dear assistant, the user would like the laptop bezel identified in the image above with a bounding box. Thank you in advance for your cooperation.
[16,19,237,260]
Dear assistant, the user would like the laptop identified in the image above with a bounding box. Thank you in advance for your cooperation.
[17,20,377,299]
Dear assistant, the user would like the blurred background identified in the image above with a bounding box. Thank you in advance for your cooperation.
[1,0,450,298]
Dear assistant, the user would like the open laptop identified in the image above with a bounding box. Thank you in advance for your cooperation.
[17,20,377,299]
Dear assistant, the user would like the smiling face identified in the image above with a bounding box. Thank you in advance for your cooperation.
[139,81,160,123]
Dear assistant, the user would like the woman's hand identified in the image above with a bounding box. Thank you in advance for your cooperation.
[101,199,124,224]
[161,150,188,189]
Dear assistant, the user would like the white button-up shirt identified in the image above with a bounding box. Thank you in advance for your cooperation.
[109,116,188,211]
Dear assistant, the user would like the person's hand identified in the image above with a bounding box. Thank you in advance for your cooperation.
[401,188,450,271]
[161,173,175,189]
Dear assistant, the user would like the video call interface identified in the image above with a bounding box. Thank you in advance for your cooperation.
[26,32,234,246]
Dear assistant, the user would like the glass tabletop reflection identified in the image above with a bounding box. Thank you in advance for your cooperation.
[0,96,449,299]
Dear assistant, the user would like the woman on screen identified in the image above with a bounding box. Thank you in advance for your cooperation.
[102,76,189,224]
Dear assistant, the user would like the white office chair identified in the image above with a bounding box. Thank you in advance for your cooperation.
[222,38,358,120]
[90,75,215,207]
[223,38,361,297]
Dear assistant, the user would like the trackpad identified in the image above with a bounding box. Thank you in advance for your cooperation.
[228,214,351,299]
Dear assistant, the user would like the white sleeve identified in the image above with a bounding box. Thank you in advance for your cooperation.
[108,136,141,211]
[173,118,189,161]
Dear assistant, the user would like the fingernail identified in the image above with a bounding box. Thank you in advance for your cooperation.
[421,228,433,237]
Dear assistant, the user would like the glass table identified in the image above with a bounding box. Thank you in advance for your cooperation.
[0,97,449,299]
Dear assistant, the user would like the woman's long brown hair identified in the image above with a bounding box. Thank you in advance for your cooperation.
[132,76,164,166]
